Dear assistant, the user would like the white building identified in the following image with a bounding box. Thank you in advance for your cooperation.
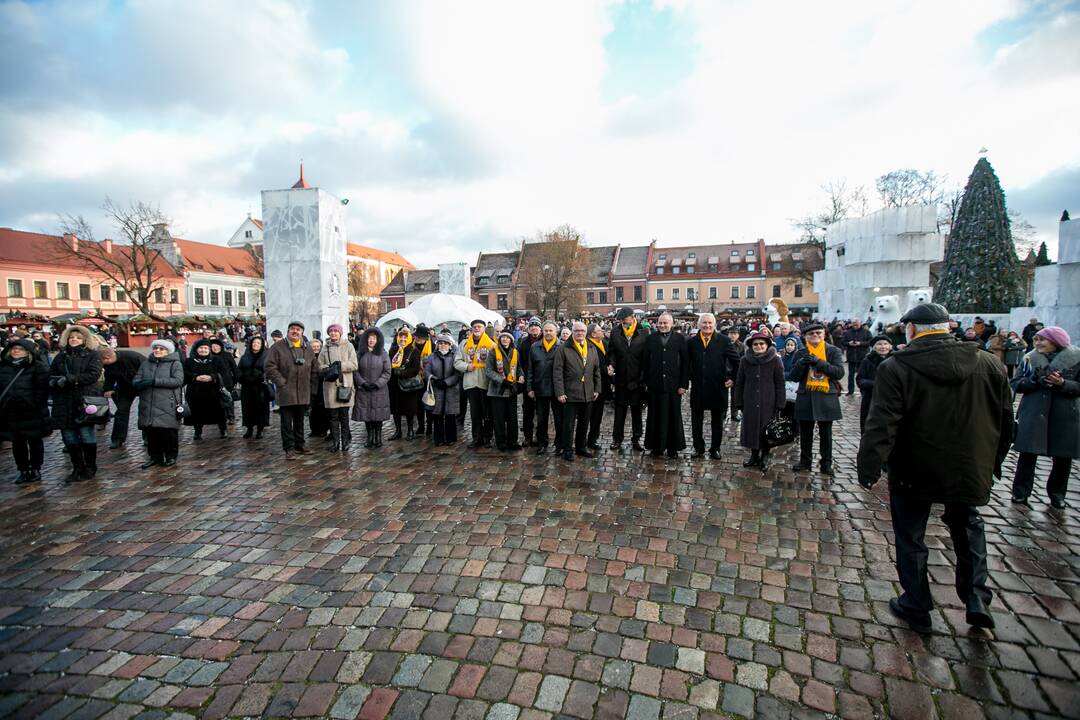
[227,216,263,248]
[150,225,265,318]
[1011,213,1079,341]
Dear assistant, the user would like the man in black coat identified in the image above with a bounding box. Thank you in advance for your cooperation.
[100,346,146,449]
[608,306,649,452]
[527,321,563,455]
[858,303,1013,634]
[585,323,612,451]
[687,313,739,459]
[641,312,690,458]
[841,318,872,395]
[517,318,543,446]
[1021,316,1040,350]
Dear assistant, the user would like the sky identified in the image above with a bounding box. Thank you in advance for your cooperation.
[1,0,1078,266]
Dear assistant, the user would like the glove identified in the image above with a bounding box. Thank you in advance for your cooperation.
[502,380,513,393]
[66,374,78,385]
[434,378,447,389]
[364,382,378,391]
[52,376,67,389]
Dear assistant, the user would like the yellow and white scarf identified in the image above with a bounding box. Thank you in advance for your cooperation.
[464,332,496,370]
[805,341,831,393]
[495,344,519,383]
[391,331,414,369]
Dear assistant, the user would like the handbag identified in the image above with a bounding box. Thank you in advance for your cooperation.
[421,377,436,409]
[397,374,425,392]
[77,396,112,425]
[763,413,795,448]
[784,381,799,403]
[335,383,353,403]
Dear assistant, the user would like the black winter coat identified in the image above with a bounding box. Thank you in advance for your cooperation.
[50,346,104,431]
[687,332,740,411]
[183,344,228,426]
[842,327,873,364]
[734,347,785,450]
[857,334,1013,505]
[609,324,649,403]
[103,350,145,397]
[237,342,271,428]
[856,351,890,427]
[210,349,237,390]
[641,331,690,395]
[528,340,560,398]
[0,342,52,440]
[786,342,845,422]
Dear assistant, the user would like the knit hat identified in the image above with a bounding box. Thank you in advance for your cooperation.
[499,329,516,343]
[871,334,894,346]
[150,339,175,353]
[616,306,635,321]
[436,332,455,346]
[326,323,343,335]
[528,316,542,328]
[1035,326,1071,349]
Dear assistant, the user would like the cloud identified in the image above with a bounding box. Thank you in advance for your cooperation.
[1006,164,1080,257]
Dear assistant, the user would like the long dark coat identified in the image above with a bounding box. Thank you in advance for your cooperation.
[388,339,423,417]
[236,339,271,428]
[1012,346,1080,458]
[352,328,392,422]
[264,339,316,407]
[0,340,52,441]
[642,331,690,453]
[103,350,145,398]
[552,340,601,403]
[687,332,740,412]
[49,326,104,431]
[842,326,873,364]
[528,340,560,398]
[592,338,613,401]
[209,345,237,391]
[133,352,185,430]
[856,351,889,429]
[786,342,845,422]
[424,349,461,416]
[734,346,785,450]
[183,340,228,426]
[609,323,649,405]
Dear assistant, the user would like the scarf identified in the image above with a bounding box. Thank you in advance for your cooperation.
[391,332,414,369]
[805,341,831,393]
[700,331,712,350]
[419,338,432,363]
[622,320,637,341]
[543,337,557,353]
[573,338,588,363]
[464,332,496,370]
[589,338,605,357]
[291,340,302,348]
[495,344,519,382]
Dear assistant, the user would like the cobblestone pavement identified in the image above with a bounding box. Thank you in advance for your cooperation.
[0,395,1077,719]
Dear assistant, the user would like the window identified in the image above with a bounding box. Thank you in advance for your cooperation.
[497,294,508,310]
[655,288,664,301]
[170,289,180,304]
[687,252,695,258]
[747,249,755,256]
[672,266,680,274]
[730,250,739,256]
[586,291,595,305]
[730,286,740,299]
[238,291,246,307]
[686,265,694,274]
[747,286,756,299]
[194,288,205,305]
[33,281,48,299]
[747,263,755,272]
[259,292,266,307]
[79,283,91,300]
[599,290,608,304]
[655,267,664,275]
[772,262,781,271]
[672,289,680,300]
[707,264,719,272]
[615,286,624,302]
[633,285,642,302]
[244,229,253,238]
[224,290,233,307]
[7,279,23,298]
[99,285,111,301]
[772,284,781,297]
[497,274,509,285]
[56,282,70,300]
[687,288,695,301]
[794,284,803,298]
[209,289,220,306]
[709,287,717,300]
[478,293,489,308]
[658,254,666,260]
[154,288,163,303]
[115,287,126,302]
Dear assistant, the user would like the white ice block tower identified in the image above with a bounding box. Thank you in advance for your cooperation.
[1010,214,1080,341]
[814,205,943,320]
[261,166,349,338]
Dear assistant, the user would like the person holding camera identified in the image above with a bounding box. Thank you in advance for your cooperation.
[132,339,185,468]
[0,338,52,484]
[317,323,358,452]
[265,321,316,460]
[49,325,104,482]
[1011,326,1080,510]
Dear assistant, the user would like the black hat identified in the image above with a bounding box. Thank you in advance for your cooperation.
[871,334,893,345]
[899,302,949,325]
[288,320,305,331]
[270,329,283,338]
[415,323,430,339]
[615,306,635,321]
[801,322,825,334]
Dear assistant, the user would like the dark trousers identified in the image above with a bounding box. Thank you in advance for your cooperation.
[847,363,859,393]
[490,396,519,449]
[587,397,605,446]
[465,387,490,442]
[521,392,536,442]
[111,392,136,442]
[11,436,45,470]
[458,385,468,426]
[890,491,992,615]
[799,420,833,466]
[1013,452,1072,503]
[534,396,563,448]
[691,406,724,453]
[728,387,739,418]
[145,428,179,461]
[612,402,643,443]
[328,407,350,444]
[433,414,457,445]
[561,401,590,453]
[279,405,307,452]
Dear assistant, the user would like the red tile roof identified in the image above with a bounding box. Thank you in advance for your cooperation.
[174,238,258,276]
[251,218,264,230]
[347,243,414,269]
[0,227,182,278]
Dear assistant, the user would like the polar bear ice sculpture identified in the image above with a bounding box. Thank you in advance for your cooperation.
[869,295,902,333]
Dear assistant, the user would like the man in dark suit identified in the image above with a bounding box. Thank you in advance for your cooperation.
[687,313,740,459]
[527,321,563,455]
[642,312,690,458]
[553,321,601,461]
[516,318,543,445]
[608,306,649,452]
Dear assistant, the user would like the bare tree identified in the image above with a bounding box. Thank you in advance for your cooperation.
[348,262,381,325]
[876,168,945,208]
[1009,210,1039,258]
[55,199,174,320]
[791,180,869,248]
[240,243,265,315]
[516,224,590,318]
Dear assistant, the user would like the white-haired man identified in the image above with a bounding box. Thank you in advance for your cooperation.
[553,321,601,461]
[687,314,740,459]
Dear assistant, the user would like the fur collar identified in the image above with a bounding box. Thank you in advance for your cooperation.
[1024,345,1080,371]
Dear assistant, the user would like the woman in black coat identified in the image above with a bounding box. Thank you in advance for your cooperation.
[734,333,785,471]
[50,325,104,482]
[236,335,271,438]
[0,338,52,483]
[856,336,893,432]
[208,338,238,424]
[388,326,424,440]
[184,338,228,439]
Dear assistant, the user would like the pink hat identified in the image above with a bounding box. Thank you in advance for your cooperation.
[326,323,344,334]
[1035,326,1071,349]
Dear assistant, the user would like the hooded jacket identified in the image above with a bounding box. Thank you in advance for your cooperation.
[133,350,185,430]
[857,333,1013,505]
[49,325,104,430]
[0,339,52,440]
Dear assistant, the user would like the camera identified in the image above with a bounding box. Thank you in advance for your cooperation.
[294,357,305,366]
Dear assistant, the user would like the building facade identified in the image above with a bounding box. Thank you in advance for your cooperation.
[149,226,264,318]
[645,240,768,314]
[763,243,822,315]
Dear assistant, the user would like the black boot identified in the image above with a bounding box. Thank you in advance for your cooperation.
[341,422,352,451]
[255,426,264,439]
[219,424,228,439]
[389,417,402,441]
[743,450,761,467]
[759,451,771,472]
[194,426,203,440]
[80,443,98,480]
[243,427,254,439]
[329,422,341,452]
[364,422,375,448]
[64,444,84,483]
[406,417,415,440]
[374,424,383,447]
[14,470,30,485]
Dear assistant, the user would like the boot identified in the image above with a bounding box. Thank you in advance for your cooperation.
[329,422,341,452]
[374,425,383,447]
[255,426,264,439]
[364,423,375,448]
[743,450,761,468]
[219,424,228,439]
[341,422,352,451]
[243,427,254,439]
[80,443,98,480]
[406,417,415,440]
[758,451,771,472]
[64,444,84,483]
[389,417,402,441]
[14,470,30,485]
[193,426,203,440]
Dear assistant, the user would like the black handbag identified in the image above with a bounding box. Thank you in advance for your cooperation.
[763,414,795,448]
[397,375,424,392]
[335,383,353,403]
[77,396,112,425]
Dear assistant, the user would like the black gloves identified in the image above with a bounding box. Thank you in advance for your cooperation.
[502,380,513,393]
[50,376,67,389]
[361,381,378,391]
[434,378,447,389]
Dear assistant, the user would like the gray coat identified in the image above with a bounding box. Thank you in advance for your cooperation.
[133,352,185,430]
[318,339,359,409]
[786,342,845,422]
[1012,346,1080,458]
[553,340,601,403]
[485,343,526,398]
[424,349,461,415]
[352,328,392,422]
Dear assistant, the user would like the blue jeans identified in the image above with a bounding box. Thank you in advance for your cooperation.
[61,425,98,445]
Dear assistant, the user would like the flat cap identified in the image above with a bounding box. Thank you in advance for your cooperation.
[801,321,825,334]
[287,320,305,330]
[899,302,949,324]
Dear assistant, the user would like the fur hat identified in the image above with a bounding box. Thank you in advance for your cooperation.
[59,324,99,350]
[326,323,344,335]
[150,339,175,353]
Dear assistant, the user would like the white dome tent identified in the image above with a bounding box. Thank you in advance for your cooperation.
[376,293,503,335]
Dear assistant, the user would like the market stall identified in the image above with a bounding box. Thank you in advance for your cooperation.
[117,315,170,348]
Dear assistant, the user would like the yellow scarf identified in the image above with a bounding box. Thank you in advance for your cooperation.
[589,338,605,356]
[543,337,557,353]
[419,338,432,362]
[700,331,712,350]
[573,338,589,363]
[805,341,831,393]
[496,344,519,382]
[291,340,302,348]
[622,320,637,340]
[391,332,414,369]
[464,332,496,369]
[913,329,948,341]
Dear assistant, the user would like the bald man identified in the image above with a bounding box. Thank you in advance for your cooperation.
[641,313,690,458]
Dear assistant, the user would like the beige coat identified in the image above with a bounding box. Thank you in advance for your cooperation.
[318,339,359,409]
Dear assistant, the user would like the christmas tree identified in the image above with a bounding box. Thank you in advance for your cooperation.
[935,157,1024,313]
[1035,241,1052,266]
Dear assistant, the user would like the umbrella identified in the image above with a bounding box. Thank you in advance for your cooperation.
[376,294,502,334]
[376,307,421,335]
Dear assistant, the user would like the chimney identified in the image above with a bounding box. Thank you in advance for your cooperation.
[63,233,78,252]
[103,238,113,254]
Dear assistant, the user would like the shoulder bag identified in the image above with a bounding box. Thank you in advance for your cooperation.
[77,395,112,425]
[762,413,795,448]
